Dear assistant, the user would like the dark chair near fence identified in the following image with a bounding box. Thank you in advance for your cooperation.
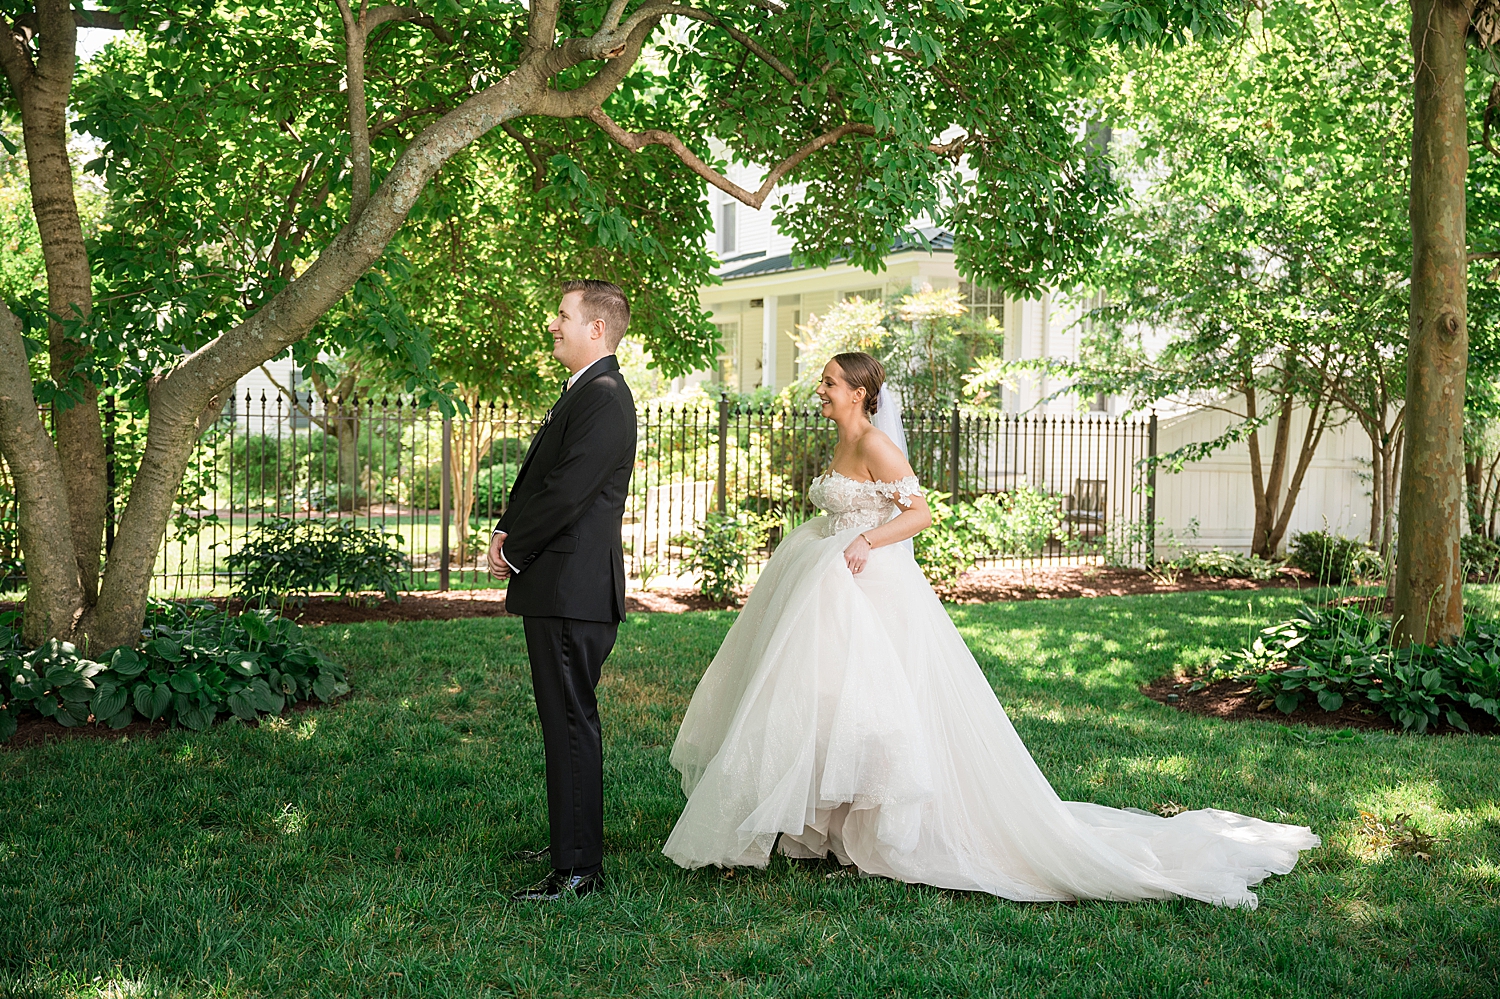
[1064,478,1107,539]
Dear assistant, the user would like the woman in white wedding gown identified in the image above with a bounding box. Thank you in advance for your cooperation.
[662,352,1319,908]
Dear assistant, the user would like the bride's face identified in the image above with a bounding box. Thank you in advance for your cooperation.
[816,361,866,421]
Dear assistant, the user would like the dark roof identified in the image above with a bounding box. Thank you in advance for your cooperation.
[716,227,955,281]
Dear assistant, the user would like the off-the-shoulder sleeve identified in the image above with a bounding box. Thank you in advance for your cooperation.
[873,475,923,507]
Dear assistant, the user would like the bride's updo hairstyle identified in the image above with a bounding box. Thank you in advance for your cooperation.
[832,351,885,417]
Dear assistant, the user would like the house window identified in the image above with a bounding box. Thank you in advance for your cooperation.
[719,199,737,254]
[842,288,882,303]
[1090,392,1108,413]
[714,321,738,386]
[960,282,1005,326]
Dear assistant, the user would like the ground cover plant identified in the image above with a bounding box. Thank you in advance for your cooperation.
[0,589,1496,997]
[0,601,348,741]
[1219,603,1500,734]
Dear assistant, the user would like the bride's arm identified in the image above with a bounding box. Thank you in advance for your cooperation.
[843,432,933,574]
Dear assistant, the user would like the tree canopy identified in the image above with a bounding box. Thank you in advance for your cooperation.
[0,0,1236,648]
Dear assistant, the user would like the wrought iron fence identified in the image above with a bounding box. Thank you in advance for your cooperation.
[0,392,1157,596]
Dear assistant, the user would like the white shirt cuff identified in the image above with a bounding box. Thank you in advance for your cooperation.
[501,549,520,574]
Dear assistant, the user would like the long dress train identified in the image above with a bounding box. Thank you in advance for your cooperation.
[662,472,1318,908]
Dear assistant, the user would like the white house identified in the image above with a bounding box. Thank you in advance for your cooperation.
[691,166,1379,556]
[694,164,1109,415]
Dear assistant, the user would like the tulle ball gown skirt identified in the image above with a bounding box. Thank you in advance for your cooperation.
[663,517,1319,908]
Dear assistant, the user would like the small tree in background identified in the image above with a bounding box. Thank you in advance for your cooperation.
[785,288,1002,412]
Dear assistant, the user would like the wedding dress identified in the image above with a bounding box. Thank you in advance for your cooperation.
[662,471,1319,908]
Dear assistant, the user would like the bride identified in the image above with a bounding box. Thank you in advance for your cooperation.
[662,352,1319,907]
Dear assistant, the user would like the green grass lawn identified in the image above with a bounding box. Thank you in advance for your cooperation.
[2,589,1497,998]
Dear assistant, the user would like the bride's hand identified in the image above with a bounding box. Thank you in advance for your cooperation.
[844,533,872,575]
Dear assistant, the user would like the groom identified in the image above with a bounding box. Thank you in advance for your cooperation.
[488,280,636,902]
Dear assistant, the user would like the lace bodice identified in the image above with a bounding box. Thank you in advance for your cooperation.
[808,471,923,534]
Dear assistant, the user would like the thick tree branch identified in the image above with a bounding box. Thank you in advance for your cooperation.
[0,13,37,86]
[585,108,875,208]
[528,0,561,54]
[0,300,83,643]
[13,8,125,31]
[335,1,452,221]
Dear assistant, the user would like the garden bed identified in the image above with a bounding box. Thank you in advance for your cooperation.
[0,565,1315,629]
[1142,673,1497,735]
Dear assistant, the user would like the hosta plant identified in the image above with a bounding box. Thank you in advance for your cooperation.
[0,601,348,742]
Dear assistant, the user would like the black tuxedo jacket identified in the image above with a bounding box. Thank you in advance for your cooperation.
[497,356,635,622]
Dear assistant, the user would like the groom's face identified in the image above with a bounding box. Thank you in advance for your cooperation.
[549,291,605,373]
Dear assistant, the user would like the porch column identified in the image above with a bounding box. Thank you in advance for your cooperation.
[761,294,779,390]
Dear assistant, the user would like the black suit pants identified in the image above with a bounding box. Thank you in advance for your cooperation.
[522,615,618,872]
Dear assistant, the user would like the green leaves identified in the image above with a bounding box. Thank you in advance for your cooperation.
[0,601,347,742]
[672,510,779,605]
[1238,601,1500,733]
[224,519,408,608]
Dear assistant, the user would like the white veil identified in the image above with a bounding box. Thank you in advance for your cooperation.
[872,385,908,459]
[871,385,915,555]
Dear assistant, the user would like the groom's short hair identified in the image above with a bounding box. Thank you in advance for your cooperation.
[562,280,631,350]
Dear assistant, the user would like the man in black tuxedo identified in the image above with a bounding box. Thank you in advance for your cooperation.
[488,280,636,901]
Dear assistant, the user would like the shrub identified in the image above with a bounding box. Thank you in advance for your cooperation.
[913,488,1062,584]
[224,518,408,607]
[1286,530,1383,584]
[1223,603,1500,734]
[471,462,520,519]
[673,510,778,604]
[1170,547,1278,580]
[1461,534,1500,580]
[0,600,348,742]
[912,491,987,584]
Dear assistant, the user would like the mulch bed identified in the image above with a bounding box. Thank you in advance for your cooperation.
[195,565,1315,625]
[937,565,1312,603]
[5,566,1455,748]
[1,694,320,750]
[1141,673,1496,736]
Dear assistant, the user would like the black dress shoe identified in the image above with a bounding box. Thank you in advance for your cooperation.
[511,869,603,902]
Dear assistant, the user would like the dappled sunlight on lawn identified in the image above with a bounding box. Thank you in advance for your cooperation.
[2,598,1496,998]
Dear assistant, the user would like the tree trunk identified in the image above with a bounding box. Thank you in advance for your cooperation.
[1393,0,1472,646]
[450,393,499,564]
[1263,392,1332,557]
[9,4,108,606]
[72,66,549,649]
[332,405,361,513]
[0,301,84,644]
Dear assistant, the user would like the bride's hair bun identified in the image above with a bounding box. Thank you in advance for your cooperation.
[832,352,884,416]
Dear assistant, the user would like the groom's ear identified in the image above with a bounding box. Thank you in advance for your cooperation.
[591,317,609,341]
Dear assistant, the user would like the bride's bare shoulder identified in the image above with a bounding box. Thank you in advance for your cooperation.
[855,428,914,482]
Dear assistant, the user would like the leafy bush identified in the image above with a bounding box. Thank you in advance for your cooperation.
[471,462,520,519]
[1461,534,1500,580]
[913,491,986,584]
[1286,530,1383,584]
[0,600,348,742]
[673,510,778,604]
[1223,603,1500,733]
[224,518,408,606]
[1170,547,1278,580]
[914,488,1062,584]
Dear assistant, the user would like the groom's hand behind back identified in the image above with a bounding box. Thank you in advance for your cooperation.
[488,532,510,580]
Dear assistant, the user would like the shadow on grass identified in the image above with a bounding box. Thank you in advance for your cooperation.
[0,598,1495,998]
